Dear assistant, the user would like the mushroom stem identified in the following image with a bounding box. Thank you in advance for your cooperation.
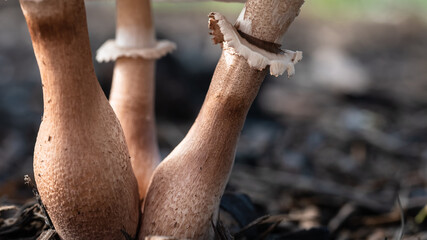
[140,0,304,239]
[116,0,156,48]
[108,0,161,199]
[20,0,139,239]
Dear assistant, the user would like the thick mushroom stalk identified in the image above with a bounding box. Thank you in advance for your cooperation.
[20,0,139,239]
[140,0,304,239]
[97,0,175,199]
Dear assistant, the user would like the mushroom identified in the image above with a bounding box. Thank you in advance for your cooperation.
[20,0,139,239]
[154,0,245,2]
[97,0,175,199]
[139,0,304,239]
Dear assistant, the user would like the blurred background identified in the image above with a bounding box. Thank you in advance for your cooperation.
[1,0,427,239]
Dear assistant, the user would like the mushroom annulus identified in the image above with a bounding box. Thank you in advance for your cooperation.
[20,0,140,238]
[140,0,304,239]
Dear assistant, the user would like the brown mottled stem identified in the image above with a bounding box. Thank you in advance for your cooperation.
[20,0,139,239]
[109,0,161,199]
[236,0,304,43]
[140,0,304,239]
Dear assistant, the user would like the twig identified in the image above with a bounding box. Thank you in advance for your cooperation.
[328,203,356,235]
[394,195,404,240]
[24,175,53,229]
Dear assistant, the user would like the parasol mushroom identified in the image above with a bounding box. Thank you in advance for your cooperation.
[139,0,304,239]
[96,0,176,199]
[20,0,139,238]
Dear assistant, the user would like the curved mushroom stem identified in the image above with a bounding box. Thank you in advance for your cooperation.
[108,0,161,199]
[140,0,304,239]
[20,0,140,239]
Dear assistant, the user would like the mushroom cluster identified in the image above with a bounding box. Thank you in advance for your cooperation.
[19,0,304,239]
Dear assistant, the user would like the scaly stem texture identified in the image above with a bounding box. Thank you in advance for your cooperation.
[21,0,139,239]
[109,0,160,199]
[140,0,304,239]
